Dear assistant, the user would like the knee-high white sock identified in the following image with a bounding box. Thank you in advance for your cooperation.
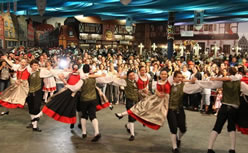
[129,122,135,136]
[30,115,35,120]
[43,92,48,102]
[178,131,184,140]
[34,111,43,118]
[92,119,100,136]
[31,115,37,128]
[208,131,218,149]
[171,134,178,149]
[50,91,54,97]
[33,121,38,128]
[121,111,128,116]
[81,119,87,135]
[126,122,130,129]
[229,131,236,150]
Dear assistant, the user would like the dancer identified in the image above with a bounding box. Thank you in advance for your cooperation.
[115,70,200,146]
[42,61,56,103]
[166,71,190,153]
[36,64,87,125]
[78,64,111,142]
[195,67,242,153]
[26,60,43,132]
[115,69,171,131]
[0,56,31,113]
[236,67,248,135]
[115,70,139,141]
[136,66,151,100]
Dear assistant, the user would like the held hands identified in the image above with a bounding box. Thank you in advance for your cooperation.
[144,89,149,94]
[210,77,216,81]
[157,92,165,98]
[155,90,165,98]
[1,56,7,60]
[191,77,197,83]
[15,80,21,85]
[101,73,106,77]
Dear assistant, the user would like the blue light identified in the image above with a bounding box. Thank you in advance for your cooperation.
[146,18,168,21]
[134,9,165,14]
[96,12,127,17]
[15,10,26,15]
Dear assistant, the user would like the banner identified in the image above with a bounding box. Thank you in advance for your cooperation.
[36,0,47,16]
[125,17,133,33]
[194,10,204,31]
[167,25,174,40]
[181,31,194,37]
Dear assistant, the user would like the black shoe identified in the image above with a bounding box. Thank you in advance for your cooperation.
[78,124,82,129]
[115,113,123,119]
[82,134,87,139]
[229,150,236,153]
[125,124,131,134]
[129,135,135,141]
[33,128,42,132]
[26,123,33,129]
[177,139,181,148]
[207,149,215,153]
[0,111,9,116]
[172,148,180,153]
[70,124,74,129]
[109,105,114,110]
[91,134,101,142]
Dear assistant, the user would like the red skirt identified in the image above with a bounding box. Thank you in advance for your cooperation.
[127,110,161,130]
[0,100,24,109]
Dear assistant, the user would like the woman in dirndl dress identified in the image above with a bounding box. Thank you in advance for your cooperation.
[0,56,30,115]
[115,69,171,130]
[135,66,151,100]
[39,64,84,124]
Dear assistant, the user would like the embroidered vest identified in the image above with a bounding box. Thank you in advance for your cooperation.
[80,78,97,102]
[169,83,184,110]
[29,71,42,93]
[222,81,240,106]
[125,79,139,102]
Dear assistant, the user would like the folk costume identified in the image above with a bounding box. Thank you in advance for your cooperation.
[26,69,43,132]
[0,64,30,109]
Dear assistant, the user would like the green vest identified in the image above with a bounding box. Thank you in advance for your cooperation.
[169,83,185,110]
[29,71,42,93]
[222,81,240,106]
[80,78,97,102]
[124,79,139,102]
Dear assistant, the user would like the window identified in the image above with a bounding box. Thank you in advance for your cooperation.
[209,25,213,32]
[175,26,180,33]
[214,24,217,31]
[187,25,193,31]
[4,21,8,26]
[69,31,73,37]
[204,25,209,31]
[4,30,8,37]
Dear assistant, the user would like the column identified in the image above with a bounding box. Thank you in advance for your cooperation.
[167,12,175,60]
